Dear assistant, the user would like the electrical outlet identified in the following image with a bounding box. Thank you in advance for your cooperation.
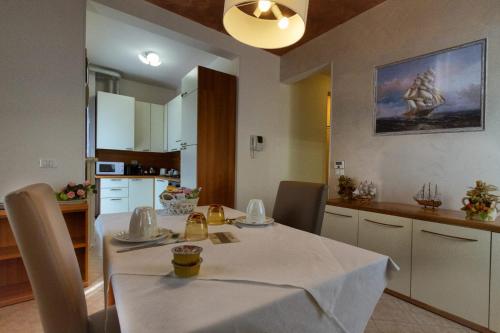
[39,159,57,168]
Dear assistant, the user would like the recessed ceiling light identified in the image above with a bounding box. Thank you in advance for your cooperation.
[138,51,162,67]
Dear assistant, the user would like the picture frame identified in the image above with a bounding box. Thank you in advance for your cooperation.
[374,39,486,135]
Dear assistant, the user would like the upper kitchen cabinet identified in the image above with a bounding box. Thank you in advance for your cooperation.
[163,104,168,152]
[150,104,164,153]
[181,67,198,95]
[167,96,182,152]
[182,66,236,207]
[181,89,198,147]
[96,91,135,151]
[134,101,151,152]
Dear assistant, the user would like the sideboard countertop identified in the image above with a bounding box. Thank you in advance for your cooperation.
[327,198,500,233]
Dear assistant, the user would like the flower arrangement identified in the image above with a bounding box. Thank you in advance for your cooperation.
[337,176,356,200]
[56,180,96,201]
[461,180,499,221]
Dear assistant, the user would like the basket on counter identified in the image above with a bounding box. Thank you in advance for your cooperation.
[160,197,199,215]
[158,187,201,216]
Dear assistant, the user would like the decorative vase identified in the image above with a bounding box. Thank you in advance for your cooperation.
[470,208,497,222]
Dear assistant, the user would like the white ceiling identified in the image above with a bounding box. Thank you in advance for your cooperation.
[86,8,220,89]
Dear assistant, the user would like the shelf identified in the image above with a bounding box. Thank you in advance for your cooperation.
[0,201,88,218]
[0,282,33,308]
[0,238,87,261]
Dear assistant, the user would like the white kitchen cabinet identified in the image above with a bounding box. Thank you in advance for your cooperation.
[150,104,164,152]
[100,178,128,188]
[358,211,412,296]
[100,177,130,214]
[100,187,128,198]
[490,233,500,332]
[128,178,154,211]
[412,220,490,326]
[135,101,151,152]
[181,89,198,147]
[167,95,182,152]
[181,67,198,95]
[321,206,359,246]
[163,104,168,152]
[96,92,134,151]
[101,198,129,214]
[180,144,197,189]
[154,178,169,209]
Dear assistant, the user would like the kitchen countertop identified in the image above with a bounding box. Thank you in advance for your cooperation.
[95,175,180,182]
[327,198,500,233]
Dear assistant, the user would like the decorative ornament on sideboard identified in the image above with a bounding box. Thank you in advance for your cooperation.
[353,180,377,202]
[413,182,442,210]
[461,180,498,221]
[337,175,356,201]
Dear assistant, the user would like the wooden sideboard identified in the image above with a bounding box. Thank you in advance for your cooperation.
[0,202,88,307]
[324,198,498,333]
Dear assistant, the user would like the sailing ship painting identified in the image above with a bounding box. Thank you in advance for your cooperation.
[375,40,485,135]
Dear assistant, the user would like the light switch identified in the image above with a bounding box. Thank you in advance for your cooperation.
[39,159,57,168]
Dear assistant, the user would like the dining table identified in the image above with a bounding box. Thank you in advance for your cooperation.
[96,206,397,333]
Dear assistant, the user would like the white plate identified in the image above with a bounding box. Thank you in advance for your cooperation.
[112,228,173,243]
[235,216,274,226]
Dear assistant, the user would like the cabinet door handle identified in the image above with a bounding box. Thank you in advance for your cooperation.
[110,198,122,201]
[142,149,150,152]
[131,179,141,181]
[325,212,352,218]
[109,189,122,191]
[176,140,182,142]
[111,179,121,181]
[363,219,404,228]
[421,229,478,242]
[125,148,133,150]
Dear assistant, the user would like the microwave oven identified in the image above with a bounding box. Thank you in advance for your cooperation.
[96,161,125,175]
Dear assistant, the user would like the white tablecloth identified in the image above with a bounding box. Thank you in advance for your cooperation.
[97,207,396,333]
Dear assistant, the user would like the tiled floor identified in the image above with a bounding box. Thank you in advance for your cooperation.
[0,248,478,333]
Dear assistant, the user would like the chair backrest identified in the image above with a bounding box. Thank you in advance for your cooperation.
[272,181,327,235]
[5,183,88,333]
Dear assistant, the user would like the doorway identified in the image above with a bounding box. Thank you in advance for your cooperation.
[288,68,332,184]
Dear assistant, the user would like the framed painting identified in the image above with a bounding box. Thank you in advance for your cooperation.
[374,39,486,135]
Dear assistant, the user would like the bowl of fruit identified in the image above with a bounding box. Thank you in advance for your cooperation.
[159,186,201,215]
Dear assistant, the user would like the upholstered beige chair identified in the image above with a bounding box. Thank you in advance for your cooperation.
[272,181,327,235]
[5,183,120,333]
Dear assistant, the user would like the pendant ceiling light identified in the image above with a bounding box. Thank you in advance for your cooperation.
[223,0,309,49]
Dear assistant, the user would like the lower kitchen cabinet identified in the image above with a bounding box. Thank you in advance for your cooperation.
[358,211,412,296]
[101,197,129,214]
[321,206,358,246]
[128,178,154,212]
[490,233,500,332]
[411,219,490,327]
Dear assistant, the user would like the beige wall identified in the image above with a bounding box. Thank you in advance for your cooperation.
[281,0,500,209]
[94,0,290,213]
[288,74,330,183]
[119,78,177,105]
[0,0,86,200]
[95,78,177,105]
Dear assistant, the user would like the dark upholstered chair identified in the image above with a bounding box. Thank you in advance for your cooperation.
[5,183,120,333]
[272,181,327,235]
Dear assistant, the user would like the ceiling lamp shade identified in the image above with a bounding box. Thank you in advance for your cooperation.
[223,0,309,49]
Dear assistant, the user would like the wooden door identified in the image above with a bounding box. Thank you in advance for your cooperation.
[196,66,236,207]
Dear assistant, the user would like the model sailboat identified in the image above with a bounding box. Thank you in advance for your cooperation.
[403,69,445,118]
[413,183,442,209]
